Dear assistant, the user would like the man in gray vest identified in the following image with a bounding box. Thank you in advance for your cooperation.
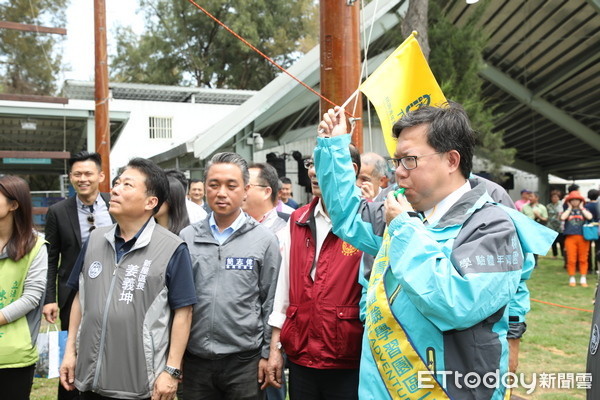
[60,158,196,400]
[44,151,113,400]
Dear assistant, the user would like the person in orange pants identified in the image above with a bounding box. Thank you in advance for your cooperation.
[561,190,593,286]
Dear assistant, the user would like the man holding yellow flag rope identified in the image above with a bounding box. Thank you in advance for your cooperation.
[316,102,556,399]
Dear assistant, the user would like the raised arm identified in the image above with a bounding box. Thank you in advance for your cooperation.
[314,133,386,256]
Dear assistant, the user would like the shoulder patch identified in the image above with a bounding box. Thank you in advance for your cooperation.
[341,242,359,256]
[88,261,102,279]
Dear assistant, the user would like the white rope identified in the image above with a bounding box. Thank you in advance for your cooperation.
[358,0,380,151]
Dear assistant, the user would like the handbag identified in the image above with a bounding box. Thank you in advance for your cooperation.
[583,223,599,241]
[34,324,68,379]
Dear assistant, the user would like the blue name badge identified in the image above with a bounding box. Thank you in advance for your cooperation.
[225,257,255,270]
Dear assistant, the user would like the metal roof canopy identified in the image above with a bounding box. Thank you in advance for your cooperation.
[447,0,600,179]
[63,80,255,105]
[0,103,129,174]
[155,0,600,180]
[0,80,256,175]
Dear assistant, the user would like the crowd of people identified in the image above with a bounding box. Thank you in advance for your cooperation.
[3,100,584,400]
[518,186,600,287]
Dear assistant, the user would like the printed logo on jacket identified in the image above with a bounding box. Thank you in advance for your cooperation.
[88,261,102,278]
[341,242,359,256]
[118,260,152,304]
[225,257,255,270]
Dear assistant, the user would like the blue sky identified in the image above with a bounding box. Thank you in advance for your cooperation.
[60,0,144,82]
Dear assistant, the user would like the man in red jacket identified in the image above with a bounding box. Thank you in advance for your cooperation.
[266,145,364,400]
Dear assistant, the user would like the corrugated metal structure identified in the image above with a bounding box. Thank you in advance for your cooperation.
[0,81,254,175]
[449,0,600,179]
[154,0,599,181]
[0,103,129,174]
[63,80,254,105]
[2,0,598,182]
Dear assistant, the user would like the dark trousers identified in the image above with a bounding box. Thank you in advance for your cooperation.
[551,233,565,257]
[80,392,149,400]
[0,364,36,400]
[58,295,80,400]
[59,293,74,331]
[182,350,265,400]
[288,361,359,400]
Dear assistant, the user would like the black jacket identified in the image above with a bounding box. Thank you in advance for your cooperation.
[44,192,111,309]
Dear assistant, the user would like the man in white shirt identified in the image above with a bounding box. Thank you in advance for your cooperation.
[356,152,388,201]
[243,163,287,400]
[188,179,205,206]
[243,163,287,233]
[266,147,365,400]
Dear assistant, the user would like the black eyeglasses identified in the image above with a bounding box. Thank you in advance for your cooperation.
[303,159,314,169]
[87,213,96,232]
[248,183,268,188]
[387,152,443,171]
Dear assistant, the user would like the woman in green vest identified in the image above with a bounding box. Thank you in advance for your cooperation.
[0,175,48,399]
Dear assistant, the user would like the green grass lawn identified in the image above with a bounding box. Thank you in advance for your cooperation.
[29,256,595,400]
[31,377,58,400]
[511,255,595,399]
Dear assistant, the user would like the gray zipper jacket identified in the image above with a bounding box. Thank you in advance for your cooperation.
[180,214,281,359]
[75,220,182,399]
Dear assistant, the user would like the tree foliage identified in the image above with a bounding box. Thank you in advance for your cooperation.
[110,0,318,90]
[394,0,514,175]
[400,0,429,60]
[428,0,515,174]
[0,0,67,95]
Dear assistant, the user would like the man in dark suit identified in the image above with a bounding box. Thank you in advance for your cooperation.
[43,151,113,400]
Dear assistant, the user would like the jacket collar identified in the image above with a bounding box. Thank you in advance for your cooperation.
[434,178,492,229]
[191,212,259,244]
[103,216,156,251]
[294,197,320,226]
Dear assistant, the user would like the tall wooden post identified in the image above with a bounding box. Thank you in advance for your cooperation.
[95,0,111,191]
[320,0,363,152]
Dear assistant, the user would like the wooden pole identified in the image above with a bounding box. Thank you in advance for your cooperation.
[0,21,67,35]
[0,93,68,104]
[0,151,71,159]
[320,0,363,152]
[95,0,111,192]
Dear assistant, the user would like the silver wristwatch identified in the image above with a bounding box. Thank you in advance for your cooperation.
[164,365,182,379]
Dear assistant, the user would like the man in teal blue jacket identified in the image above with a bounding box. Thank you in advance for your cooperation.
[316,102,555,399]
[313,135,533,376]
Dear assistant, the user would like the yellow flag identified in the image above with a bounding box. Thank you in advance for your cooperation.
[359,32,446,157]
